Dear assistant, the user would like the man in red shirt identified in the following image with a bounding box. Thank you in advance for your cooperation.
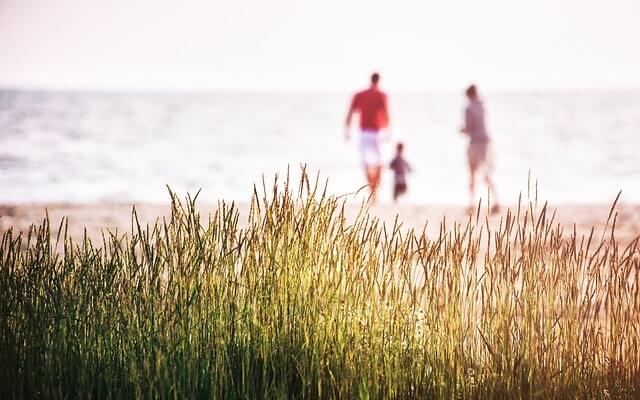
[345,72,389,204]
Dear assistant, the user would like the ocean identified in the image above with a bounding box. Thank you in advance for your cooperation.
[0,89,638,205]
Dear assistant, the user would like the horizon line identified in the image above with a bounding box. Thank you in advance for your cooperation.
[2,84,640,95]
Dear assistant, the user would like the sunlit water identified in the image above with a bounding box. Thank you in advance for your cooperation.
[0,89,638,205]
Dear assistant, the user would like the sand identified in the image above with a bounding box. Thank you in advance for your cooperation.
[1,201,639,247]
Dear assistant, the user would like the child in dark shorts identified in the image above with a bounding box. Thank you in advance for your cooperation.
[389,142,412,202]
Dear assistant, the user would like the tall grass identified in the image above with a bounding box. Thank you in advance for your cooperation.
[1,173,639,399]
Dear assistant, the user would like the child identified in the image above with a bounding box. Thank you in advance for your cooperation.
[389,142,412,202]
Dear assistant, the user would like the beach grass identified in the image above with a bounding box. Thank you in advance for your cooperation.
[1,173,639,399]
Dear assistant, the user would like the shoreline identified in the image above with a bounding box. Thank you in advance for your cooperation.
[1,202,639,246]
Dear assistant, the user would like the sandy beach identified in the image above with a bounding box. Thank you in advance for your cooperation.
[2,201,639,247]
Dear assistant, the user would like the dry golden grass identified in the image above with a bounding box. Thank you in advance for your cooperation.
[0,172,638,398]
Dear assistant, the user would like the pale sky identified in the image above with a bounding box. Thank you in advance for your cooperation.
[1,0,639,91]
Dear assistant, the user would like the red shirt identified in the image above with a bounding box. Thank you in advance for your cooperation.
[350,87,388,131]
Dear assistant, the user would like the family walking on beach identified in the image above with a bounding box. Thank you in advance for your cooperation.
[345,73,499,214]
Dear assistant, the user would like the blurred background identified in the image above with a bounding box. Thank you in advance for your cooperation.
[1,0,639,205]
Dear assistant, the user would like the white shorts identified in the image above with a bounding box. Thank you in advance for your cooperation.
[359,131,381,167]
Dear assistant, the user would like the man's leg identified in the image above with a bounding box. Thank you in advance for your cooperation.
[365,165,381,203]
[373,165,381,190]
[364,166,374,193]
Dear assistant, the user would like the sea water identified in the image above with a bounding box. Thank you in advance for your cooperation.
[0,89,638,205]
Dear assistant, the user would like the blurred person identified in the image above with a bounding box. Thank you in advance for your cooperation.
[389,142,412,202]
[460,84,499,214]
[345,72,390,204]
